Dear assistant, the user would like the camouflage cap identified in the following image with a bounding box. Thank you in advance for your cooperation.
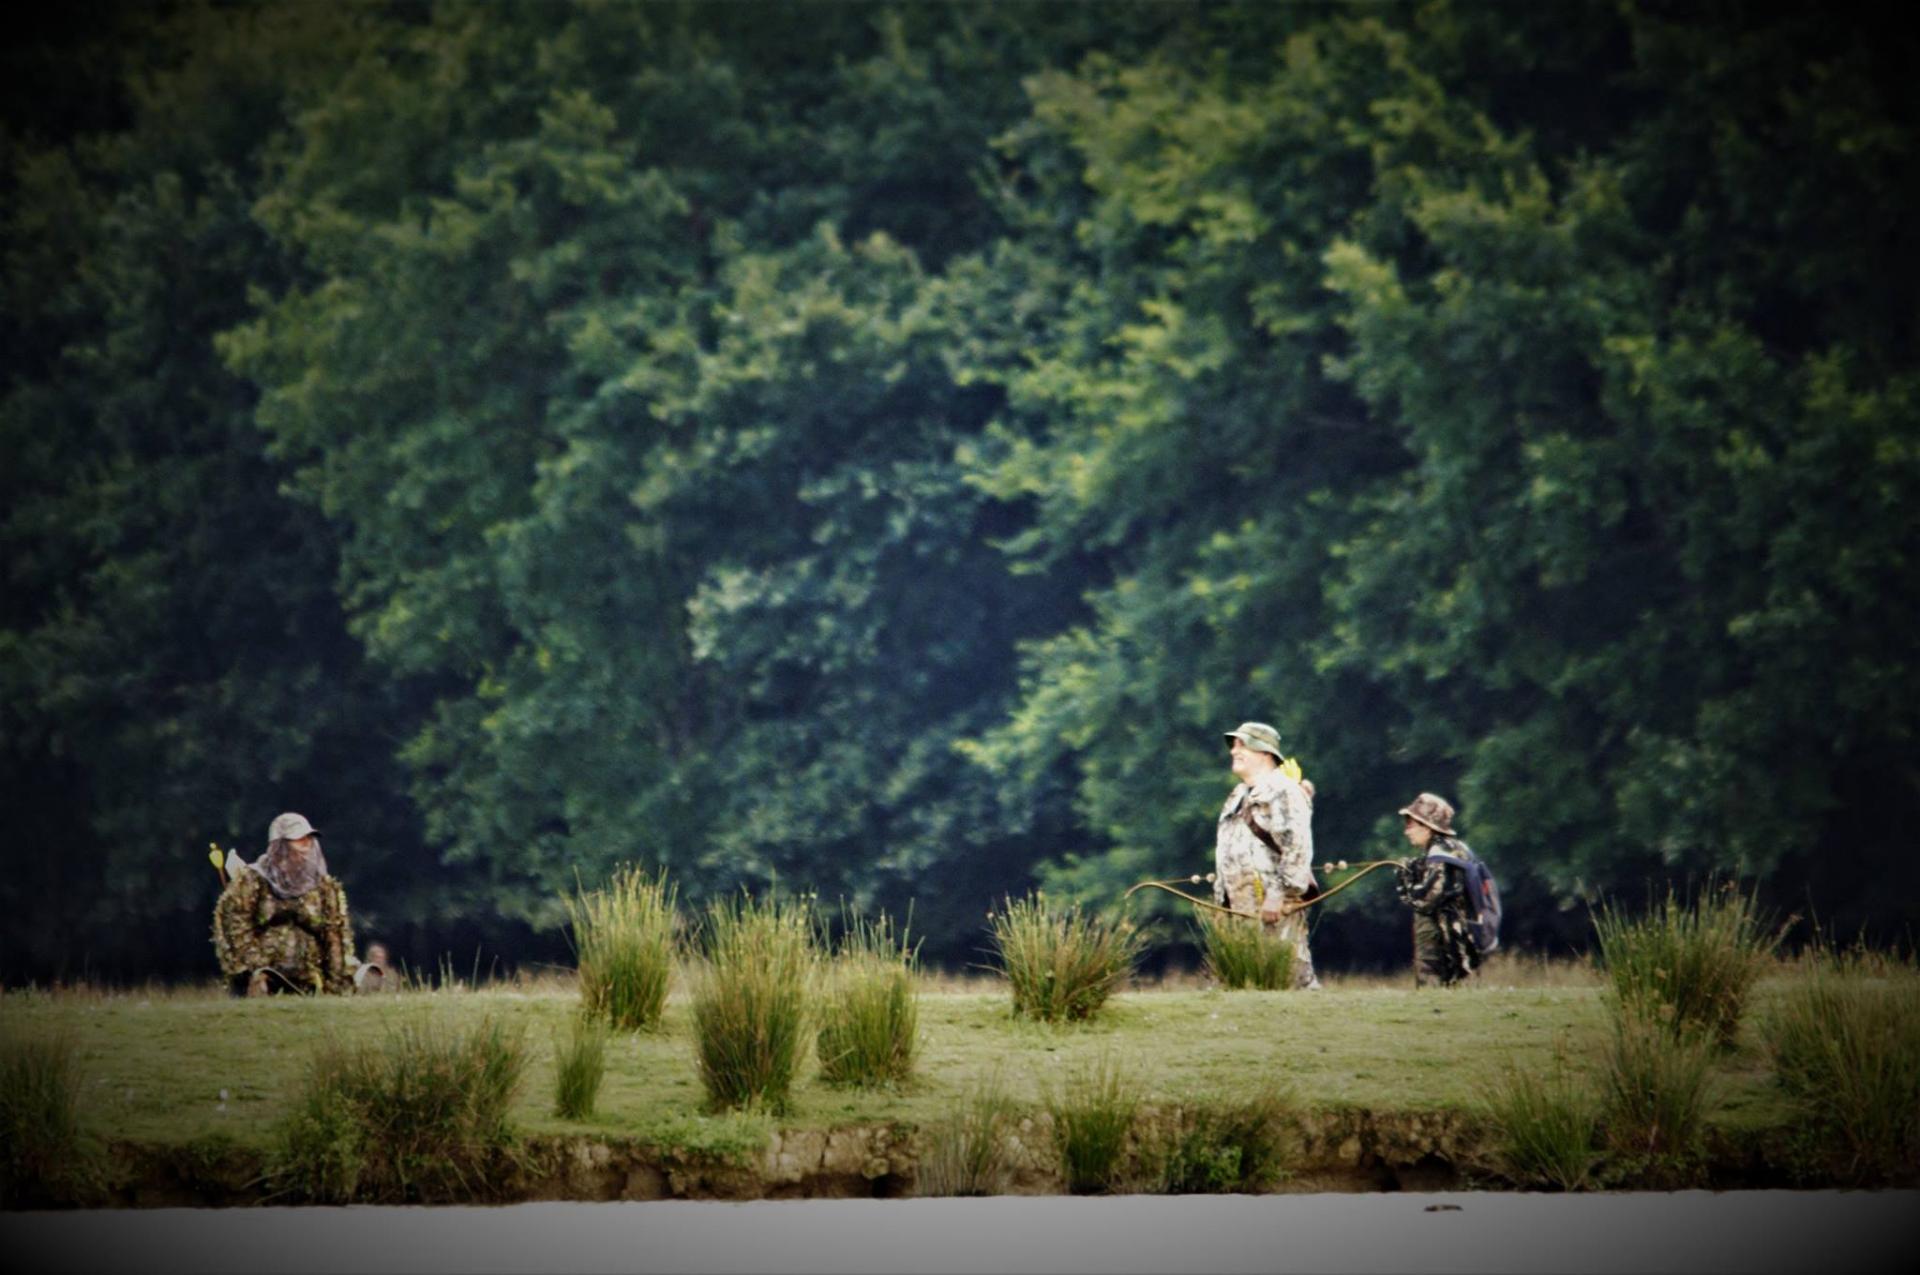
[1222,721,1284,759]
[1398,793,1455,836]
[267,812,319,842]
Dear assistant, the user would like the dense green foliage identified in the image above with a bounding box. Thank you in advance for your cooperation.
[4,2,1915,981]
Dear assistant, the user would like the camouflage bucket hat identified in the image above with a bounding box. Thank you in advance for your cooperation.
[1222,721,1284,759]
[267,811,319,842]
[1398,793,1455,836]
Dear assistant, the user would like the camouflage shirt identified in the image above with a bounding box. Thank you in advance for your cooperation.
[1396,837,1472,915]
[1213,768,1315,912]
[211,867,357,994]
[1397,837,1478,985]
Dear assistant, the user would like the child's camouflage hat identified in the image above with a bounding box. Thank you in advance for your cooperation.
[1398,793,1455,835]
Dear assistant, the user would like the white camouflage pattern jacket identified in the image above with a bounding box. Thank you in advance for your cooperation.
[1212,768,1315,912]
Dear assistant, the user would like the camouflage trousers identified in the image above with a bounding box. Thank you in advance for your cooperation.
[1412,908,1476,988]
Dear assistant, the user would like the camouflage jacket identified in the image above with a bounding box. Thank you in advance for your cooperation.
[211,867,356,994]
[1213,768,1315,911]
[1396,838,1471,916]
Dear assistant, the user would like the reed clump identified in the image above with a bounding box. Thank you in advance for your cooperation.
[1591,880,1784,1047]
[552,1013,610,1120]
[1151,1086,1296,1193]
[690,889,816,1114]
[1482,1052,1601,1190]
[566,864,679,1032]
[915,1071,1017,1197]
[989,890,1143,1023]
[1764,943,1920,1184]
[816,909,920,1090]
[273,1014,529,1203]
[1195,910,1296,990]
[0,1025,97,1204]
[1045,1053,1141,1194]
[1598,1004,1719,1187]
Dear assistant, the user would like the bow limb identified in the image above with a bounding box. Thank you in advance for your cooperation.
[1122,879,1260,920]
[1294,860,1405,910]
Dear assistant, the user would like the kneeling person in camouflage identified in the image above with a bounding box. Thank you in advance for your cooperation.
[212,812,359,996]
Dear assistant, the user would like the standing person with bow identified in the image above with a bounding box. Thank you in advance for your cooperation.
[1212,721,1322,990]
[212,811,359,996]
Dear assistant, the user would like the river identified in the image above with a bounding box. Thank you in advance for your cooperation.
[5,1190,1911,1274]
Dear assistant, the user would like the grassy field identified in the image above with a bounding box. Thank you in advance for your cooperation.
[0,955,1799,1159]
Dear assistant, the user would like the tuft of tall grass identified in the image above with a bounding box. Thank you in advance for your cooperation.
[691,889,816,1114]
[1764,944,1920,1184]
[1591,880,1784,1047]
[1195,911,1296,991]
[273,1014,528,1203]
[1044,1053,1142,1194]
[567,864,679,1031]
[988,890,1143,1023]
[816,910,920,1090]
[552,1013,610,1120]
[1152,1086,1296,1193]
[915,1071,1017,1197]
[1482,1052,1601,1191]
[1598,1004,1719,1187]
[0,1026,95,1204]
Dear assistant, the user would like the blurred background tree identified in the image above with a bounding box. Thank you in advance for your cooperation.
[4,1,1913,982]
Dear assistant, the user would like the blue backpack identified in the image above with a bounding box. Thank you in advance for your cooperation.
[1427,845,1502,956]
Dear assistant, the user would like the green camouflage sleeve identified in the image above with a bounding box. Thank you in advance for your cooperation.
[211,870,269,978]
[320,879,356,994]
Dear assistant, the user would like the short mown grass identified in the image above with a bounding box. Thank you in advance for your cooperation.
[3,968,1810,1190]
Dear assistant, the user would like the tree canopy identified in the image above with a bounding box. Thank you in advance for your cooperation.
[5,1,1915,981]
